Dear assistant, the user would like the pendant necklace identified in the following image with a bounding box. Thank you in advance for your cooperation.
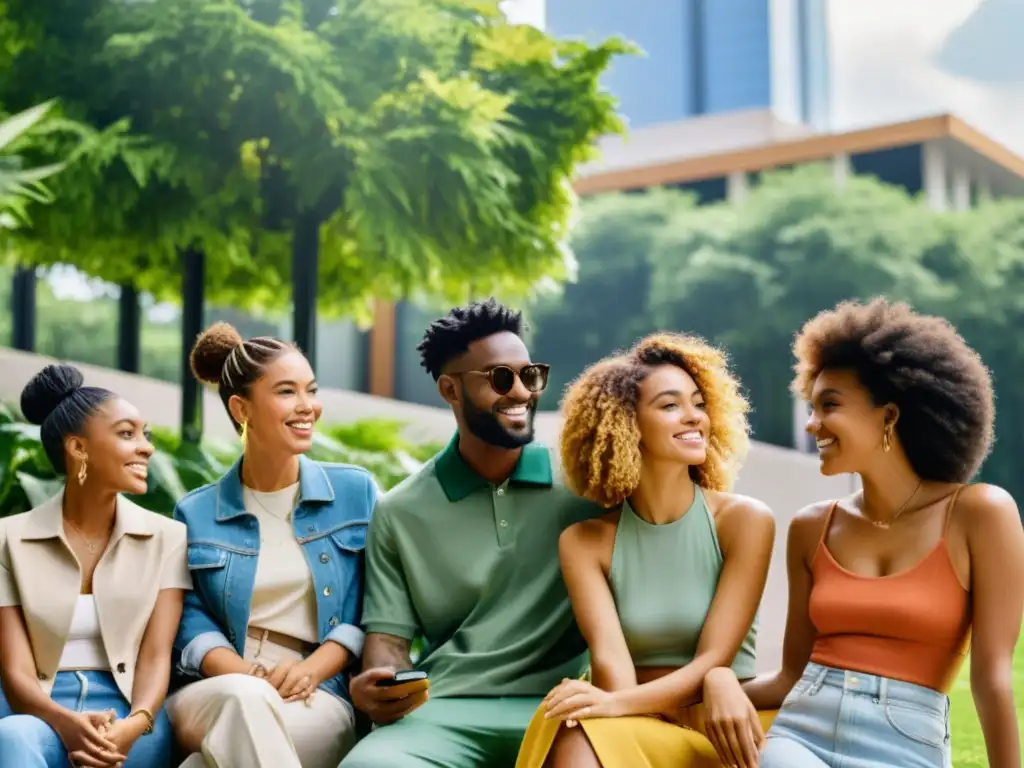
[869,480,922,529]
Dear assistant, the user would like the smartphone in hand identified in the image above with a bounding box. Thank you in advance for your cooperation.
[375,669,429,688]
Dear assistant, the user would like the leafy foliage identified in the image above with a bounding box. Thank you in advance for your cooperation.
[529,165,1024,505]
[0,100,67,229]
[0,403,442,518]
[0,0,633,320]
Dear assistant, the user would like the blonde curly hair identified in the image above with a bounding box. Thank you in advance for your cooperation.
[559,333,751,508]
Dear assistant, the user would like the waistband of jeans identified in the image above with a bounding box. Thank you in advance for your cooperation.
[801,662,948,714]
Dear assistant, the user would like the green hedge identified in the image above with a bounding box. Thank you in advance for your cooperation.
[0,402,443,518]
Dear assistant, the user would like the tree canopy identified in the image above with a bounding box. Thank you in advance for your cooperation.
[0,0,631,321]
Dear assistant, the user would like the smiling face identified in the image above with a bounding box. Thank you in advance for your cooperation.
[635,364,710,466]
[229,349,322,456]
[65,397,154,496]
[440,331,544,449]
[807,368,894,475]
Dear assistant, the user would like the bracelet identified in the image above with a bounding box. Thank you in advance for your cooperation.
[128,708,155,734]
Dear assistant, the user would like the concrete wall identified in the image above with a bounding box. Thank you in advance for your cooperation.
[0,347,856,671]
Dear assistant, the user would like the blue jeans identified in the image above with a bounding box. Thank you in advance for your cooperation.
[0,670,174,768]
[761,662,952,768]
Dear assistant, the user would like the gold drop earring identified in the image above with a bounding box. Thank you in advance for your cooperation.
[77,458,88,486]
[240,421,248,447]
[882,424,893,453]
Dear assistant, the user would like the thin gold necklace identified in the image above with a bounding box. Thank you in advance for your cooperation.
[867,480,922,529]
[63,517,109,553]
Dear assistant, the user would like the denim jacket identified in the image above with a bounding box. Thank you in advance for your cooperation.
[170,454,377,703]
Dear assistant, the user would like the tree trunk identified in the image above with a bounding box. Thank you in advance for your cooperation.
[292,212,320,371]
[117,282,141,373]
[180,248,205,443]
[11,265,37,352]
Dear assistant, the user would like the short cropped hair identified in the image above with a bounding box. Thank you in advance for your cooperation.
[417,298,524,380]
[560,333,751,508]
[791,297,994,483]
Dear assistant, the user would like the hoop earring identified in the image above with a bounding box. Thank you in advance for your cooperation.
[882,424,893,453]
[240,421,248,446]
[77,459,88,486]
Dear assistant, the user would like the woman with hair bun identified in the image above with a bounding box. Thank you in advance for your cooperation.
[0,363,189,768]
[166,323,376,768]
[515,333,776,768]
[702,298,1024,768]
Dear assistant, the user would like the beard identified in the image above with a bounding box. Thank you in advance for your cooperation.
[461,389,537,449]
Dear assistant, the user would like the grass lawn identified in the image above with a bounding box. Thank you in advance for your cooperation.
[949,639,1024,766]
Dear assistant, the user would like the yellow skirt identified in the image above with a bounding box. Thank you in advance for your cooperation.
[514,701,777,768]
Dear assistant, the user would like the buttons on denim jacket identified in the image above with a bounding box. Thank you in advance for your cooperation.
[323,586,332,596]
[328,616,339,627]
[320,553,330,563]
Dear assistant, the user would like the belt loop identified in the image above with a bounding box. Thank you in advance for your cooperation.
[258,629,268,657]
[878,676,888,705]
[810,663,828,694]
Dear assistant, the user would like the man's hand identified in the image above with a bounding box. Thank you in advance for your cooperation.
[349,667,429,725]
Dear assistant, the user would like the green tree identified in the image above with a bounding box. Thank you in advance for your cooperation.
[1,0,632,321]
[528,188,689,407]
[0,100,66,229]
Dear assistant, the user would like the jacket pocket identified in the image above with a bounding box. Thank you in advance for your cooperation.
[187,544,229,570]
[329,521,368,554]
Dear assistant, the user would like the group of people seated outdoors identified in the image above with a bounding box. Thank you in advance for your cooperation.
[0,296,1020,768]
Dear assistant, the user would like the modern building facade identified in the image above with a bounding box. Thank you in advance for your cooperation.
[544,0,831,130]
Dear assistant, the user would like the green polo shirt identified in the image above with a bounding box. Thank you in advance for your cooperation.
[361,434,601,699]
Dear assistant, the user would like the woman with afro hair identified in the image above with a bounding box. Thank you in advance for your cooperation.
[514,333,777,768]
[701,298,1024,768]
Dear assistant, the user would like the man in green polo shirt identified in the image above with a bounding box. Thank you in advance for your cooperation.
[339,298,600,768]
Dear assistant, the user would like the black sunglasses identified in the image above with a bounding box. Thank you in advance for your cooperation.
[448,364,550,395]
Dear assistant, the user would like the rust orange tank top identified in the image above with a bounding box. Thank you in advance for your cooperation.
[808,488,972,693]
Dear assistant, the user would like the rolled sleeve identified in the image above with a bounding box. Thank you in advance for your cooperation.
[326,623,365,658]
[360,506,419,639]
[179,630,233,676]
[160,540,193,591]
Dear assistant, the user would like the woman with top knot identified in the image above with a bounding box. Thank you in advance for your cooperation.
[165,323,377,768]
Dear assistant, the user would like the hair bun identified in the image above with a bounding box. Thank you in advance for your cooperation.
[190,322,244,384]
[20,363,85,425]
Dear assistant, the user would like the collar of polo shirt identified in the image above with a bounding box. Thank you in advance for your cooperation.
[434,432,553,503]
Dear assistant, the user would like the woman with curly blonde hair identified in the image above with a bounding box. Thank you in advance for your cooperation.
[514,333,777,768]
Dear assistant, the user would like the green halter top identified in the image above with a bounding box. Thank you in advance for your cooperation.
[608,485,757,675]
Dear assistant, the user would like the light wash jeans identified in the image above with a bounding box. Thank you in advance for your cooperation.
[761,662,952,768]
[0,670,174,768]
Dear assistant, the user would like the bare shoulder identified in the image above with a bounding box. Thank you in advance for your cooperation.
[790,499,836,532]
[707,491,775,556]
[955,483,1021,539]
[708,490,774,525]
[784,499,838,568]
[559,508,620,556]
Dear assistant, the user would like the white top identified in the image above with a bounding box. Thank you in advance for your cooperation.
[57,595,109,671]
[245,483,319,644]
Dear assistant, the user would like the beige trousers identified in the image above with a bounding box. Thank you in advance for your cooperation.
[166,634,357,768]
